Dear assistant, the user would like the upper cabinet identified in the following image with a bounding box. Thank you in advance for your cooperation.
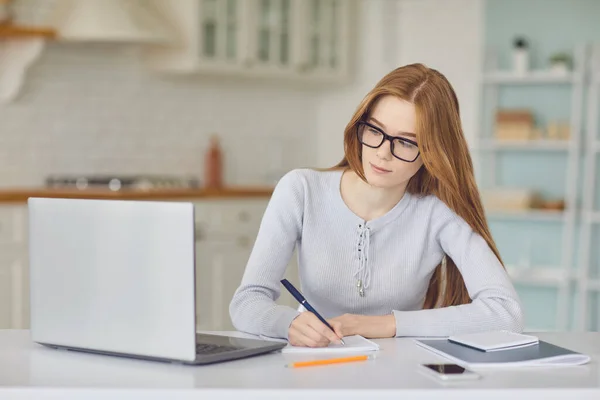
[198,0,246,65]
[143,0,354,82]
[303,0,349,76]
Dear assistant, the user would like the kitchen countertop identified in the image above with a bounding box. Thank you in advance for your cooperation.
[0,186,274,203]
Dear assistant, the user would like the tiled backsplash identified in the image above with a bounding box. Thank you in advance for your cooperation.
[0,43,317,187]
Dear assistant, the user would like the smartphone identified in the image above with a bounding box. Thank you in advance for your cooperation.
[419,363,481,381]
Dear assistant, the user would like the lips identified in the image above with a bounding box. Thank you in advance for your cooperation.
[370,163,391,173]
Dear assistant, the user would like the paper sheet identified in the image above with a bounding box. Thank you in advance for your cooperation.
[282,335,380,354]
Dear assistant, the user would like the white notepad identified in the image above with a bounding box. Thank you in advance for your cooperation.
[448,330,539,352]
[282,335,380,354]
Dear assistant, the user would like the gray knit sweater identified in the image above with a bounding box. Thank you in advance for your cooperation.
[229,168,524,339]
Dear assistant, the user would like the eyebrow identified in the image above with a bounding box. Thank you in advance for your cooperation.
[368,117,417,138]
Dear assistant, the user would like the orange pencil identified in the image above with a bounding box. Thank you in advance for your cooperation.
[285,354,375,368]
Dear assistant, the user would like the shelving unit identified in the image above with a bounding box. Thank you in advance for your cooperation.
[486,209,567,222]
[505,265,574,286]
[479,139,571,151]
[588,212,600,223]
[588,280,600,291]
[478,45,588,331]
[477,139,571,151]
[576,44,600,331]
[483,70,580,84]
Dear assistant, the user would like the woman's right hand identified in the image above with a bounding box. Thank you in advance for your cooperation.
[288,312,343,347]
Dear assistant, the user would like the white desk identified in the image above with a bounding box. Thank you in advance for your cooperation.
[0,330,598,400]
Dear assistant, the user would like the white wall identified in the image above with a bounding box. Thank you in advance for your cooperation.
[0,44,317,187]
[315,0,484,168]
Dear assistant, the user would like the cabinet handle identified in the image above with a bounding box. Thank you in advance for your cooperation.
[237,236,250,247]
[195,225,205,241]
[238,211,250,222]
[297,63,311,72]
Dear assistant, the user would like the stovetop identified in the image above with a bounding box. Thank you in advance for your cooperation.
[46,175,201,191]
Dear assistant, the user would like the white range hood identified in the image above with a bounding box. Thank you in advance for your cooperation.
[50,0,174,44]
[0,0,175,103]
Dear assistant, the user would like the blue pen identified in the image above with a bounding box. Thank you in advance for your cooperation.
[280,279,345,345]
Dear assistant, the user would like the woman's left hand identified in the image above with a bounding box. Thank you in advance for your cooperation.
[328,314,396,339]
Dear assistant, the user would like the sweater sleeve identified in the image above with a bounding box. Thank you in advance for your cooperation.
[392,200,525,337]
[229,170,304,339]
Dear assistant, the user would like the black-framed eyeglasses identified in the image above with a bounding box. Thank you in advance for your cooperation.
[356,121,420,163]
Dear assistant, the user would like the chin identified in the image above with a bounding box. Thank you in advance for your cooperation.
[364,170,398,189]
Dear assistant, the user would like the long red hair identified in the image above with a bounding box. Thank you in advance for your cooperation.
[334,63,503,309]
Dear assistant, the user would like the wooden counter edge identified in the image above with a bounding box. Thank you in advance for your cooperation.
[0,187,274,203]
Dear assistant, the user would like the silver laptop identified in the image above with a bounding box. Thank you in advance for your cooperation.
[27,197,286,365]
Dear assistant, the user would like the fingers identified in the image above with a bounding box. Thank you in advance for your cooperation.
[329,320,344,340]
[288,312,338,347]
[304,313,342,344]
[289,325,329,347]
[318,323,342,344]
[297,321,331,346]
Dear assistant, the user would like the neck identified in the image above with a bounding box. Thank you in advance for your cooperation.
[342,169,407,221]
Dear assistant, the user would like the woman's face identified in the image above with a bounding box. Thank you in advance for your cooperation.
[360,95,424,189]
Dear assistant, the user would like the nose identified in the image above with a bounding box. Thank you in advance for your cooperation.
[376,138,393,160]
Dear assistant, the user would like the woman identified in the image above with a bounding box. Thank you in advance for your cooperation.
[229,63,524,348]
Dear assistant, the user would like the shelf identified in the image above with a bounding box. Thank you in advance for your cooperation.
[0,24,56,39]
[477,139,571,151]
[487,209,566,222]
[583,212,600,223]
[587,280,600,290]
[524,327,559,333]
[483,70,578,84]
[506,265,572,286]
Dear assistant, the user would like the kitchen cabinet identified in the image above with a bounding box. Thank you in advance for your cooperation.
[193,198,300,331]
[0,197,297,331]
[0,197,299,332]
[0,206,28,329]
[144,0,354,82]
[0,252,26,329]
[195,239,250,332]
[301,0,352,80]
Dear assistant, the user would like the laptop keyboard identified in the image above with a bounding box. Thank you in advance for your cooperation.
[196,343,241,355]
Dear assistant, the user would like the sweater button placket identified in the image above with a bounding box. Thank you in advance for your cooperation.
[356,223,365,297]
